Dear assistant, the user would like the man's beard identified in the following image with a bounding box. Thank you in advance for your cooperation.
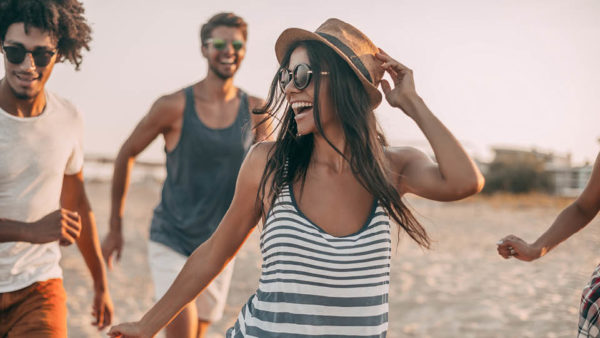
[209,62,235,80]
[9,83,36,100]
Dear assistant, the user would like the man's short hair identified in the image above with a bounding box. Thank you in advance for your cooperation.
[0,0,92,70]
[200,12,248,46]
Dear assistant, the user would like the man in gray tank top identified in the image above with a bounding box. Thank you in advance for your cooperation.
[101,12,271,338]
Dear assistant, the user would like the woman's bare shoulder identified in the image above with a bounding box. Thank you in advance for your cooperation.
[384,146,432,171]
[240,141,277,179]
[248,141,276,162]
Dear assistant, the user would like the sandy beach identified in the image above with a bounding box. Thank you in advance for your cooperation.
[60,180,600,337]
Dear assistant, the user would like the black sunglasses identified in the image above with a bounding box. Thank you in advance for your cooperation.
[2,44,57,67]
[278,63,329,91]
[205,38,244,51]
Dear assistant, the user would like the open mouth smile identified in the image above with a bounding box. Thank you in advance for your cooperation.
[291,101,313,115]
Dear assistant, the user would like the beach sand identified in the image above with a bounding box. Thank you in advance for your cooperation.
[61,181,600,337]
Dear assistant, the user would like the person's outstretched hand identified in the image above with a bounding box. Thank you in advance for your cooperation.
[497,235,542,261]
[107,321,147,338]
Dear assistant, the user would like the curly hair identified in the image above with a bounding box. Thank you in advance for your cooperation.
[200,12,247,46]
[0,0,92,70]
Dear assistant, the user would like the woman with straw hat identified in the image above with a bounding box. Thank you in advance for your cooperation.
[109,18,484,337]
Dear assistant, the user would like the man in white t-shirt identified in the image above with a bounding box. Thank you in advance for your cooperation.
[0,0,113,336]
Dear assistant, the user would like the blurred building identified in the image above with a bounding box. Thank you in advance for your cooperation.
[547,163,593,197]
[490,147,592,197]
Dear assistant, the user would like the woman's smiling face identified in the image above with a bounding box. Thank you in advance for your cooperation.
[283,45,336,137]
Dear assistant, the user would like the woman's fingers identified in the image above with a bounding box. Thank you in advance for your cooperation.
[384,67,400,84]
[59,231,76,246]
[375,49,414,88]
[377,49,410,69]
[379,62,413,89]
[107,323,141,338]
[381,61,410,74]
[61,208,80,222]
[380,63,402,87]
[107,325,123,337]
[61,209,82,239]
[63,219,80,241]
[380,79,392,96]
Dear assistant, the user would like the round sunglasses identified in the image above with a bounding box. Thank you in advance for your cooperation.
[205,38,244,51]
[278,63,329,91]
[2,44,56,67]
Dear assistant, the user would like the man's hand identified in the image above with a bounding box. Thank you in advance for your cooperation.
[92,288,113,330]
[29,209,82,246]
[101,222,123,270]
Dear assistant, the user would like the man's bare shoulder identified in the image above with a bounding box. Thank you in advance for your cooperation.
[144,89,186,127]
[247,94,266,111]
[154,90,186,115]
[245,94,273,140]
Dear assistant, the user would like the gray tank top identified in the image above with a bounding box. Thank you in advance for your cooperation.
[150,86,253,256]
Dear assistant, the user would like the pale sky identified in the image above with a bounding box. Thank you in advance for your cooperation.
[3,0,599,164]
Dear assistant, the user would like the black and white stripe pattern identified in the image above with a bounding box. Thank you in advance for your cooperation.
[227,185,391,337]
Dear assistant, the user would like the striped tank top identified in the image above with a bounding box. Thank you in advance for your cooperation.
[227,184,392,337]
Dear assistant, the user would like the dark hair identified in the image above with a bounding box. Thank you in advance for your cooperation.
[200,12,248,46]
[0,0,92,70]
[255,40,431,248]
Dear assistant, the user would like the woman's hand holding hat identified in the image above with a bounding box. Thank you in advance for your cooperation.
[376,49,420,116]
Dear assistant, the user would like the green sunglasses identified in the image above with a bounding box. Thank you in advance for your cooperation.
[205,38,244,51]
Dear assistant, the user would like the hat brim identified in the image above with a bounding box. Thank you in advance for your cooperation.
[275,28,383,109]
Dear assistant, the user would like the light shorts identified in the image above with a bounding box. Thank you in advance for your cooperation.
[147,240,234,322]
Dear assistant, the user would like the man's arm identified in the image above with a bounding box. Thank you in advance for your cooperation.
[61,171,113,330]
[102,93,184,268]
[248,96,274,142]
[0,210,81,244]
[0,219,33,242]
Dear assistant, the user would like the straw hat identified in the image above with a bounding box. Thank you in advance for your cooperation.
[275,18,384,109]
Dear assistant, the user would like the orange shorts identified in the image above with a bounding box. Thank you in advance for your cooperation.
[0,278,67,338]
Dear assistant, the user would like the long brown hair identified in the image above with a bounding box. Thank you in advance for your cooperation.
[254,40,430,248]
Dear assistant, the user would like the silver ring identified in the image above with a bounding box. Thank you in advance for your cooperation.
[509,248,515,255]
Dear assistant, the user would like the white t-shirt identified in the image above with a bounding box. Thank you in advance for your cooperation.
[0,91,84,292]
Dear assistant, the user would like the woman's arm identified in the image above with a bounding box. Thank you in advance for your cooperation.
[107,142,272,337]
[497,153,600,261]
[376,50,484,201]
